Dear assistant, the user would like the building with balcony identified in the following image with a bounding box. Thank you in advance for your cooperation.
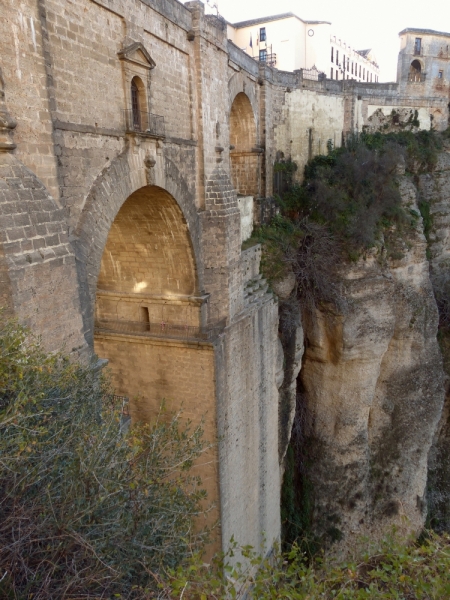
[227,12,380,82]
[397,28,450,95]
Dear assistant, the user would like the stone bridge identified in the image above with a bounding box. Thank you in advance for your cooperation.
[1,0,448,555]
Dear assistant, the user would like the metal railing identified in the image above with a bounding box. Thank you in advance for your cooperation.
[123,110,165,137]
[259,53,277,67]
[408,72,426,82]
[95,318,223,341]
[302,66,325,81]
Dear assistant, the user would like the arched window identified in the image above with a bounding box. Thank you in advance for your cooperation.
[409,60,422,82]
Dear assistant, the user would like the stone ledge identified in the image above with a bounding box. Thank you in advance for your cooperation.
[94,330,215,350]
[54,120,124,138]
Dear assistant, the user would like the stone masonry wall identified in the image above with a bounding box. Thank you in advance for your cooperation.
[94,332,220,552]
[215,293,281,557]
[0,152,86,355]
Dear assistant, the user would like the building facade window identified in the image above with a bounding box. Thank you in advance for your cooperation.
[343,54,346,70]
[259,48,267,62]
[438,70,443,79]
[336,50,339,65]
[347,57,349,71]
[331,67,333,79]
[131,77,142,130]
[260,27,266,42]
[414,37,422,55]
[331,46,334,62]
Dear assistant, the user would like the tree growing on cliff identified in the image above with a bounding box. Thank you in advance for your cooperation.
[256,136,413,318]
[0,315,210,599]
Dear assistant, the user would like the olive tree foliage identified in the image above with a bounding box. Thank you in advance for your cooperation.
[0,316,210,599]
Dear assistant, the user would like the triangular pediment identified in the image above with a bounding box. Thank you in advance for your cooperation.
[118,43,156,70]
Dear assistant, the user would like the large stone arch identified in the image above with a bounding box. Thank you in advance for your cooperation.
[87,152,220,548]
[73,147,202,345]
[95,184,200,329]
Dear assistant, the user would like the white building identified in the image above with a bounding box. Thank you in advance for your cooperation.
[227,13,380,82]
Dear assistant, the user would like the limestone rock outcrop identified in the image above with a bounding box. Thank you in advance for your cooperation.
[278,304,304,462]
[418,142,450,530]
[298,174,445,547]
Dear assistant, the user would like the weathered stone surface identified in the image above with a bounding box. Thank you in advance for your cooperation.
[299,176,445,548]
[0,152,86,355]
[278,299,304,463]
[272,271,296,300]
[418,144,450,531]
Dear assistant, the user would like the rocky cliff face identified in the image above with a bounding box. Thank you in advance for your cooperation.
[288,169,447,548]
[418,143,450,531]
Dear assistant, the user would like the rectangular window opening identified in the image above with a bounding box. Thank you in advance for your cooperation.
[414,37,422,55]
[438,70,443,79]
[259,49,267,62]
[140,306,150,323]
[260,27,266,42]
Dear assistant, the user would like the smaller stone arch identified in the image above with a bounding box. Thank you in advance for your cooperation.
[228,71,258,124]
[229,92,259,196]
[409,59,423,82]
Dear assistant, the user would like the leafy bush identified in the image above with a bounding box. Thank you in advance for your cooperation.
[158,531,450,599]
[0,316,209,599]
[301,141,407,252]
[361,129,443,172]
[253,134,416,315]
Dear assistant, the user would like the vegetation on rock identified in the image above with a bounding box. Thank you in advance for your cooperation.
[254,129,449,559]
[160,530,450,598]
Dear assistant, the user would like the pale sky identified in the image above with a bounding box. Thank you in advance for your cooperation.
[188,0,450,82]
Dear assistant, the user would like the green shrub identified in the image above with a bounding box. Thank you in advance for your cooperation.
[301,141,407,252]
[0,316,209,599]
[255,134,416,315]
[361,129,443,172]
[159,530,450,599]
